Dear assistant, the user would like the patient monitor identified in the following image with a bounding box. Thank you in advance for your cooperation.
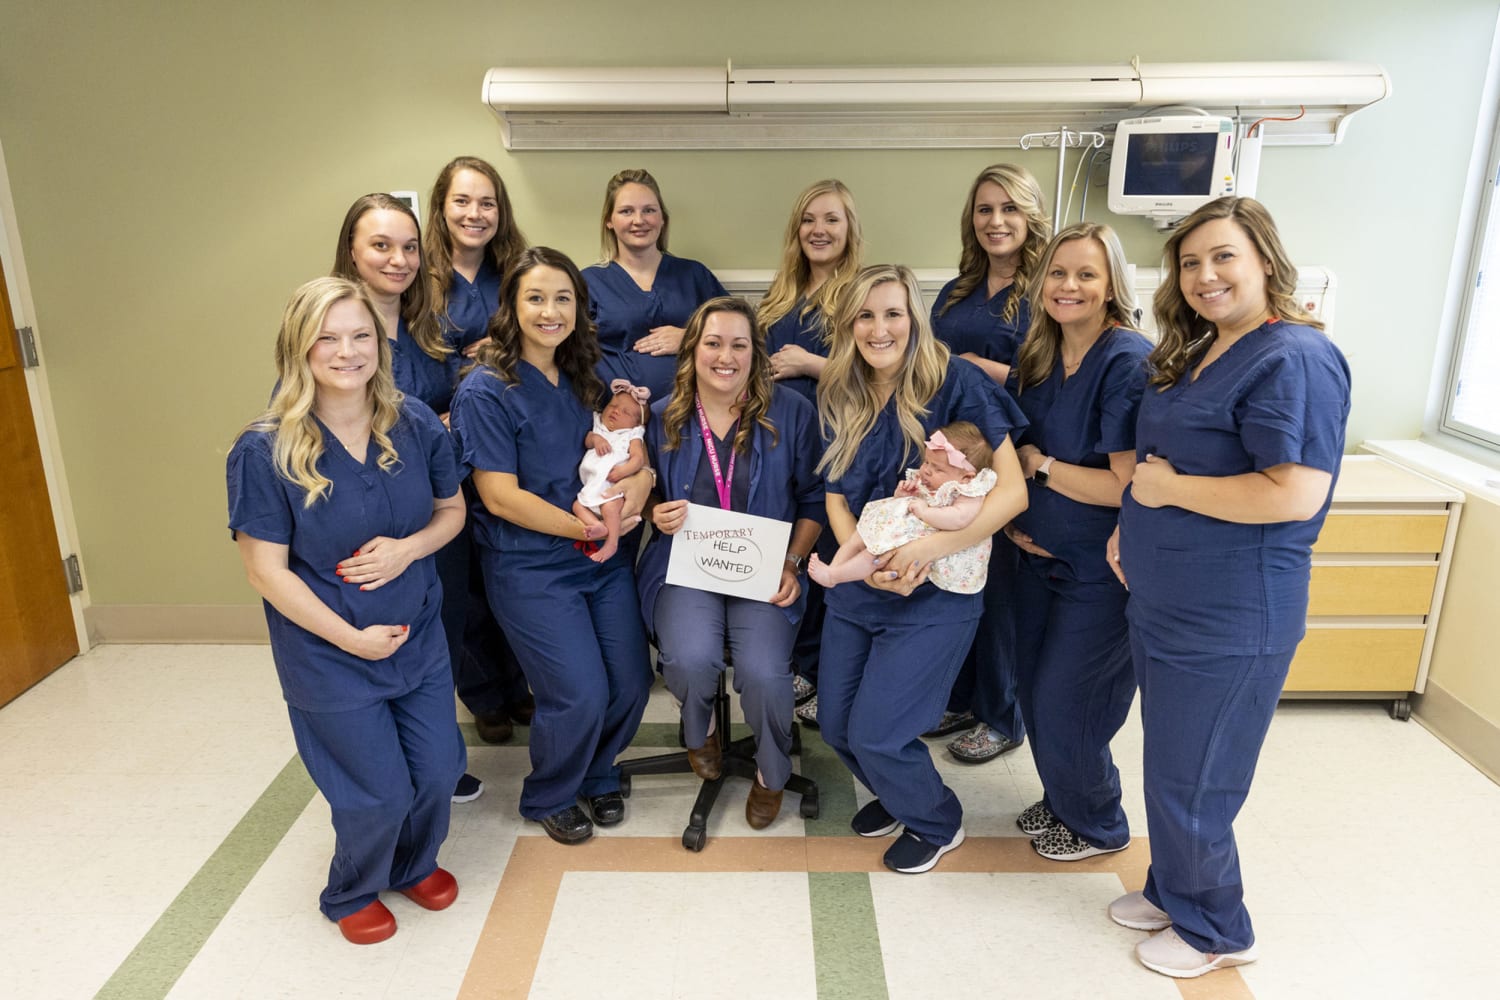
[1108,116,1235,228]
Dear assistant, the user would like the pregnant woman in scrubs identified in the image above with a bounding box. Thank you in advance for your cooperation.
[1110,197,1350,978]
[815,264,1027,874]
[450,246,653,846]
[583,168,727,401]
[1002,223,1151,861]
[929,163,1053,764]
[228,276,466,944]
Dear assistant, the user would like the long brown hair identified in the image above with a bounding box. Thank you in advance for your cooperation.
[331,193,449,362]
[475,247,605,410]
[424,156,528,326]
[660,297,777,456]
[935,164,1050,322]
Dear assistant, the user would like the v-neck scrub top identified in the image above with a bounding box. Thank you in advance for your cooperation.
[226,399,460,712]
[931,279,1031,368]
[1118,320,1352,654]
[583,254,727,400]
[442,259,502,353]
[389,316,462,416]
[765,299,827,405]
[825,358,1026,625]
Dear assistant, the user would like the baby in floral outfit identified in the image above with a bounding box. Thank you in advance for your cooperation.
[808,421,996,594]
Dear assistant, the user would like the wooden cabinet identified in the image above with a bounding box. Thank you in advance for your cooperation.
[1285,455,1463,719]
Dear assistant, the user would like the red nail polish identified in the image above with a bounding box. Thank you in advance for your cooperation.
[354,550,361,556]
[402,625,409,633]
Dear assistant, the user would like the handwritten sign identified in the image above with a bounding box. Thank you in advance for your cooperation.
[665,503,793,602]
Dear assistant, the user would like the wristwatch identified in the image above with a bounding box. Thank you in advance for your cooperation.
[785,553,806,571]
[1033,456,1056,488]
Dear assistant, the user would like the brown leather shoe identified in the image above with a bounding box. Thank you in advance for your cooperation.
[687,731,722,780]
[474,712,513,745]
[745,779,783,830]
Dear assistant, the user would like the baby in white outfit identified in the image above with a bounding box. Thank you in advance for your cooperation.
[573,380,650,563]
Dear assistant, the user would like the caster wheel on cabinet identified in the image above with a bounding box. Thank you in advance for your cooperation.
[1390,698,1412,722]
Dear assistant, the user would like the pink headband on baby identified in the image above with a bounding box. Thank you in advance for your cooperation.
[926,430,977,474]
[610,379,651,420]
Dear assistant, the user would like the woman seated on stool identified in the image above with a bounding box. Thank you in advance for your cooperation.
[637,297,824,829]
[227,277,466,944]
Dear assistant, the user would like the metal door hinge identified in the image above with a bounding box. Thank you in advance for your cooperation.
[16,325,38,368]
[63,554,83,594]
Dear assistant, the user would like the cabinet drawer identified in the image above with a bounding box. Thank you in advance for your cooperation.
[1313,514,1447,554]
[1285,628,1424,692]
[1307,565,1438,616]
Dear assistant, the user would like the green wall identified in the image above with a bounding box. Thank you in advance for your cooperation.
[0,0,1495,607]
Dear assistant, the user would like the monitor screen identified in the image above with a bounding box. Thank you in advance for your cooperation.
[1122,132,1218,197]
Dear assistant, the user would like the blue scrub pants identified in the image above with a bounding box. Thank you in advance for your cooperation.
[287,664,466,922]
[483,548,652,818]
[790,531,838,687]
[1132,627,1291,954]
[654,584,797,791]
[818,610,978,844]
[1014,555,1134,849]
[946,538,1024,743]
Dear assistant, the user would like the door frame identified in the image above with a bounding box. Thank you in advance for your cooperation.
[0,137,91,655]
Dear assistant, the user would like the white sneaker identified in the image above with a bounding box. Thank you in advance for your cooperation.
[1134,926,1258,979]
[1108,890,1171,930]
[1031,824,1128,862]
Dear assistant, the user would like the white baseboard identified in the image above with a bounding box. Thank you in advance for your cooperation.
[1414,680,1500,785]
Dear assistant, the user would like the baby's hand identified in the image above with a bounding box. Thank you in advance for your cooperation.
[594,439,611,456]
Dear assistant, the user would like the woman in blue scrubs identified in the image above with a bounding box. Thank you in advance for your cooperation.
[582,168,727,401]
[450,246,654,846]
[1110,198,1350,979]
[1001,223,1150,861]
[757,179,865,720]
[423,157,535,751]
[816,264,1028,874]
[929,164,1052,763]
[638,297,824,829]
[228,277,467,945]
[331,193,486,801]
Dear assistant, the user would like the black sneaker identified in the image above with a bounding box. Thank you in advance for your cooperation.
[883,827,966,874]
[452,773,484,803]
[850,799,900,838]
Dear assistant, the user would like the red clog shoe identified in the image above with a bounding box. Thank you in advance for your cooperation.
[337,900,397,945]
[400,867,459,911]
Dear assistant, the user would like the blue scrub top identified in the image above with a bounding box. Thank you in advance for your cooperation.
[390,316,462,416]
[442,259,502,353]
[583,254,727,400]
[765,300,827,405]
[226,399,460,712]
[636,387,826,630]
[931,279,1031,367]
[1010,327,1152,583]
[1118,320,1351,654]
[825,357,1026,625]
[450,361,634,569]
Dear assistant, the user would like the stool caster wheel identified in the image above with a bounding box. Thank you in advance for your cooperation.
[618,774,632,797]
[682,825,707,852]
[800,792,820,820]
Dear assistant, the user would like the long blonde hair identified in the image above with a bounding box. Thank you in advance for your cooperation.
[1014,223,1139,392]
[240,277,403,507]
[659,297,778,457]
[935,164,1050,323]
[332,193,449,362]
[757,179,865,333]
[424,156,529,327]
[818,265,950,482]
[1150,197,1321,388]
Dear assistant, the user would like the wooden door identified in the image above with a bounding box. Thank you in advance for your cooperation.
[0,255,78,707]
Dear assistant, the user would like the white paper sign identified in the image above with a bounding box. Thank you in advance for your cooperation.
[665,503,793,602]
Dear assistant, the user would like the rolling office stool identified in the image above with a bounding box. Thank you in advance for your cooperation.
[618,668,820,851]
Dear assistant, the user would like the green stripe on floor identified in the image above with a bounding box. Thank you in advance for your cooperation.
[809,872,889,1000]
[93,755,317,1000]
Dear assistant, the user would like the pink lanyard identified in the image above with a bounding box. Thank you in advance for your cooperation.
[693,394,736,510]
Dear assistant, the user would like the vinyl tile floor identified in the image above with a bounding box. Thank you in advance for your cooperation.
[2,644,1498,999]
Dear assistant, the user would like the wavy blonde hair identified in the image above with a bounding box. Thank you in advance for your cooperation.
[818,265,951,482]
[1014,223,1139,392]
[1150,197,1322,388]
[599,168,671,262]
[935,164,1051,323]
[424,156,529,328]
[332,193,449,362]
[659,297,778,457]
[240,277,403,507]
[757,179,865,333]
